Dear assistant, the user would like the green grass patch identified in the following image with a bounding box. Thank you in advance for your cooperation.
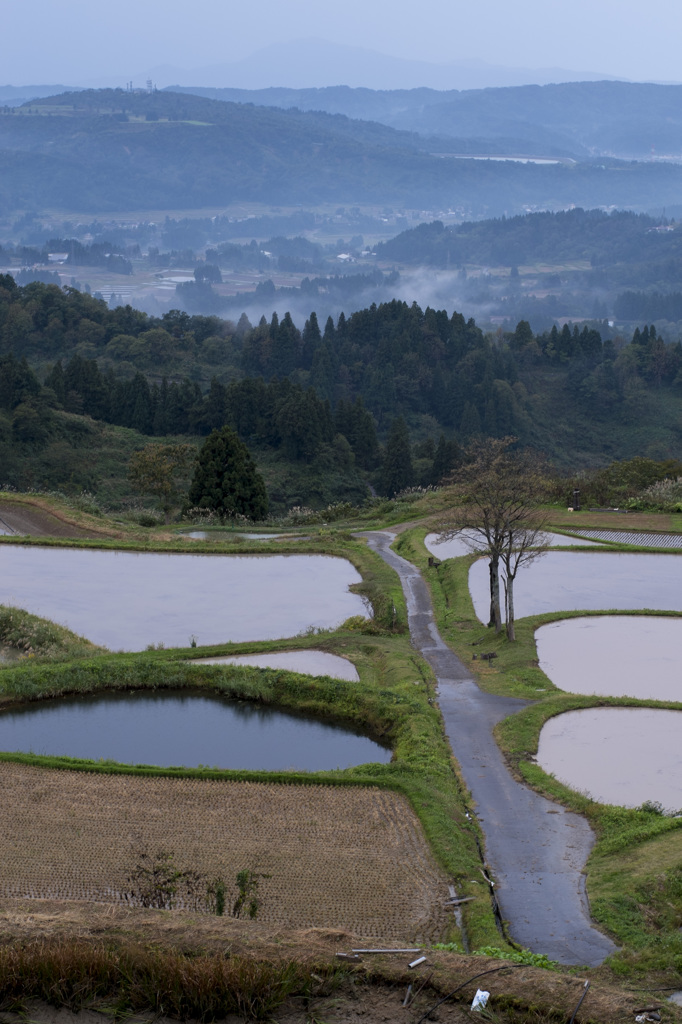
[0,605,105,663]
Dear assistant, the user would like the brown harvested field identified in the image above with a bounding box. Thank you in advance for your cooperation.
[0,764,451,942]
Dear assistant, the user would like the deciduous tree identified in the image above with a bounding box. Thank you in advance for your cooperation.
[129,442,195,523]
[438,436,549,638]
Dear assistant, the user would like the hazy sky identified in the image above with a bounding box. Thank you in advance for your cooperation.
[1,0,679,85]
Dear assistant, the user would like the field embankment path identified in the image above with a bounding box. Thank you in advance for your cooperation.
[0,500,104,539]
[360,530,616,966]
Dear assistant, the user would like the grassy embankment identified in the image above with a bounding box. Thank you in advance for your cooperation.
[395,524,682,986]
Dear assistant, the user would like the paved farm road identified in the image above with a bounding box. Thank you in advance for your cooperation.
[360,531,616,966]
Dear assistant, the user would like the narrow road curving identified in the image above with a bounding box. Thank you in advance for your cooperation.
[360,530,616,966]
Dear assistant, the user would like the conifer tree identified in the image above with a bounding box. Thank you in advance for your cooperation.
[380,416,414,497]
[188,426,268,520]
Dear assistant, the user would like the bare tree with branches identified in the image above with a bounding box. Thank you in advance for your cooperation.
[438,436,550,639]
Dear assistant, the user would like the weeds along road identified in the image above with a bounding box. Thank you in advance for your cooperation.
[358,530,616,966]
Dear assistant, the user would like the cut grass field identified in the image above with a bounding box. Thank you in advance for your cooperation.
[0,764,451,942]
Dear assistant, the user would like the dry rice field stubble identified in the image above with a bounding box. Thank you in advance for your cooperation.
[0,764,451,942]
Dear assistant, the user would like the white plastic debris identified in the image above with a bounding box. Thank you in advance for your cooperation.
[471,989,490,1011]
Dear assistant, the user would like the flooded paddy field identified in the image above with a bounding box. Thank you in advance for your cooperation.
[0,689,388,770]
[0,546,367,650]
[425,530,597,560]
[0,763,450,940]
[469,550,682,620]
[536,615,682,700]
[0,688,387,770]
[190,650,359,680]
[537,707,682,811]
[572,528,682,548]
[180,531,307,541]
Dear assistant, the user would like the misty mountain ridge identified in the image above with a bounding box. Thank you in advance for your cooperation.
[171,80,682,161]
[154,38,623,91]
[4,39,625,95]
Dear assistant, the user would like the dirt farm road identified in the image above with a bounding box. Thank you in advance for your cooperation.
[0,501,97,539]
[360,530,616,966]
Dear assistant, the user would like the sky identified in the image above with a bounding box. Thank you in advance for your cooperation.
[1,0,679,87]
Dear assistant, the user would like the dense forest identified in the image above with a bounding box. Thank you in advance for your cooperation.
[377,209,682,274]
[1,275,682,509]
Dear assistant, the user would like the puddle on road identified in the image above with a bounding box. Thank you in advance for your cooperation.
[188,650,359,681]
[537,616,682,701]
[469,551,682,621]
[537,707,682,811]
[0,547,367,651]
[0,689,389,770]
[425,530,597,560]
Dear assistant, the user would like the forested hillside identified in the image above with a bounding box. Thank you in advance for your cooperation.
[2,89,682,215]
[2,275,682,509]
[377,209,682,272]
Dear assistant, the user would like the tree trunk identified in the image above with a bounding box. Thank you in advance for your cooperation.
[488,552,502,632]
[505,573,516,641]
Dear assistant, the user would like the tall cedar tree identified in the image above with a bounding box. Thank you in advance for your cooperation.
[188,427,268,520]
[381,416,414,497]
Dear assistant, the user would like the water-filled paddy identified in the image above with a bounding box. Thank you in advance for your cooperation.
[537,707,682,811]
[572,529,682,548]
[537,616,682,700]
[0,546,367,650]
[181,531,302,541]
[469,551,682,621]
[425,530,596,560]
[0,690,390,770]
[190,650,359,680]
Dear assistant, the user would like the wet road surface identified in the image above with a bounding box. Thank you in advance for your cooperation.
[359,530,616,966]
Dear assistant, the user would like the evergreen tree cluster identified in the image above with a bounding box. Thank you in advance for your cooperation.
[4,274,682,498]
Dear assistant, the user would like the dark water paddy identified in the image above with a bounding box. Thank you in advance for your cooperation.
[469,550,682,620]
[0,546,367,651]
[537,707,682,812]
[0,689,390,771]
[536,615,682,701]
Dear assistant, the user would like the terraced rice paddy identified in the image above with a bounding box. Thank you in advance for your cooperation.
[469,551,682,620]
[190,650,360,680]
[572,529,682,548]
[0,764,450,941]
[536,615,682,700]
[536,707,682,812]
[424,530,596,560]
[0,547,367,650]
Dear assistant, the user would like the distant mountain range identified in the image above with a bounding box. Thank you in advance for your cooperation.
[0,84,83,106]
[171,80,682,160]
[142,38,621,91]
[2,39,625,98]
